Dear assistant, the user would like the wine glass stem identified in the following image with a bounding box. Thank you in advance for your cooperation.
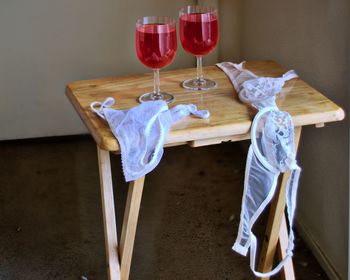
[196,56,204,82]
[153,68,162,99]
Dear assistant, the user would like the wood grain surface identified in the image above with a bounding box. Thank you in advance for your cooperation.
[66,61,345,151]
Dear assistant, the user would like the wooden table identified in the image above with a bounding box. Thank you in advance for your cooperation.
[66,61,344,280]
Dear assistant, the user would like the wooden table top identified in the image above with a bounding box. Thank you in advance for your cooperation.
[66,60,344,151]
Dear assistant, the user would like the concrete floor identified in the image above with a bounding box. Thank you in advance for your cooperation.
[0,136,328,280]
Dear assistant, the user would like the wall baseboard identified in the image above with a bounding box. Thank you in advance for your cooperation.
[296,220,342,280]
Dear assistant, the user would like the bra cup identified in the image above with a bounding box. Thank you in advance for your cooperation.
[240,77,285,108]
[261,111,295,172]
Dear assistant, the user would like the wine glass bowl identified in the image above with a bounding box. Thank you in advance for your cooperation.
[135,16,177,103]
[179,6,219,90]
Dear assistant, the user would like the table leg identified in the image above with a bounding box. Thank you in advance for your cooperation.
[120,176,145,280]
[257,126,302,280]
[278,215,295,280]
[97,147,121,280]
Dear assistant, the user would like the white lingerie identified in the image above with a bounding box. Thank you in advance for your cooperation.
[217,61,301,277]
[90,98,210,182]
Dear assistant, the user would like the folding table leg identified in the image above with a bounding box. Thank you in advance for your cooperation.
[278,215,295,280]
[257,126,302,280]
[97,147,121,280]
[119,176,145,280]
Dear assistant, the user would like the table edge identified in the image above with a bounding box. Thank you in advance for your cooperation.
[65,63,346,152]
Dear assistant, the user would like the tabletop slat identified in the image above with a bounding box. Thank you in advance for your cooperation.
[66,61,345,151]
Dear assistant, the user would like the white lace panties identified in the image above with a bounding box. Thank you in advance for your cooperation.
[91,98,210,182]
[217,61,301,277]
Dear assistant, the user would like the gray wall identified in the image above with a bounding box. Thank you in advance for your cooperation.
[348,34,350,280]
[217,0,241,62]
[0,0,196,140]
[219,0,349,278]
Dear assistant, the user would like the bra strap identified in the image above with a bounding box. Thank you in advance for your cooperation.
[250,106,279,172]
[282,70,298,81]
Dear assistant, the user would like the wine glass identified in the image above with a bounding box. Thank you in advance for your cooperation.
[135,16,177,104]
[179,6,219,90]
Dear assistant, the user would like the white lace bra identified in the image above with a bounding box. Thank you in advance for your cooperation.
[217,61,301,277]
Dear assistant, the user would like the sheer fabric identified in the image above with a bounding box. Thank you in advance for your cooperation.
[91,98,209,182]
[217,62,300,277]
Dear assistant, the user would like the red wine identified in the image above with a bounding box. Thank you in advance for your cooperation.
[179,13,218,56]
[136,24,177,69]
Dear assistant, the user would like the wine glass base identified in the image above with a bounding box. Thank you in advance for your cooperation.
[182,78,217,91]
[138,92,175,104]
